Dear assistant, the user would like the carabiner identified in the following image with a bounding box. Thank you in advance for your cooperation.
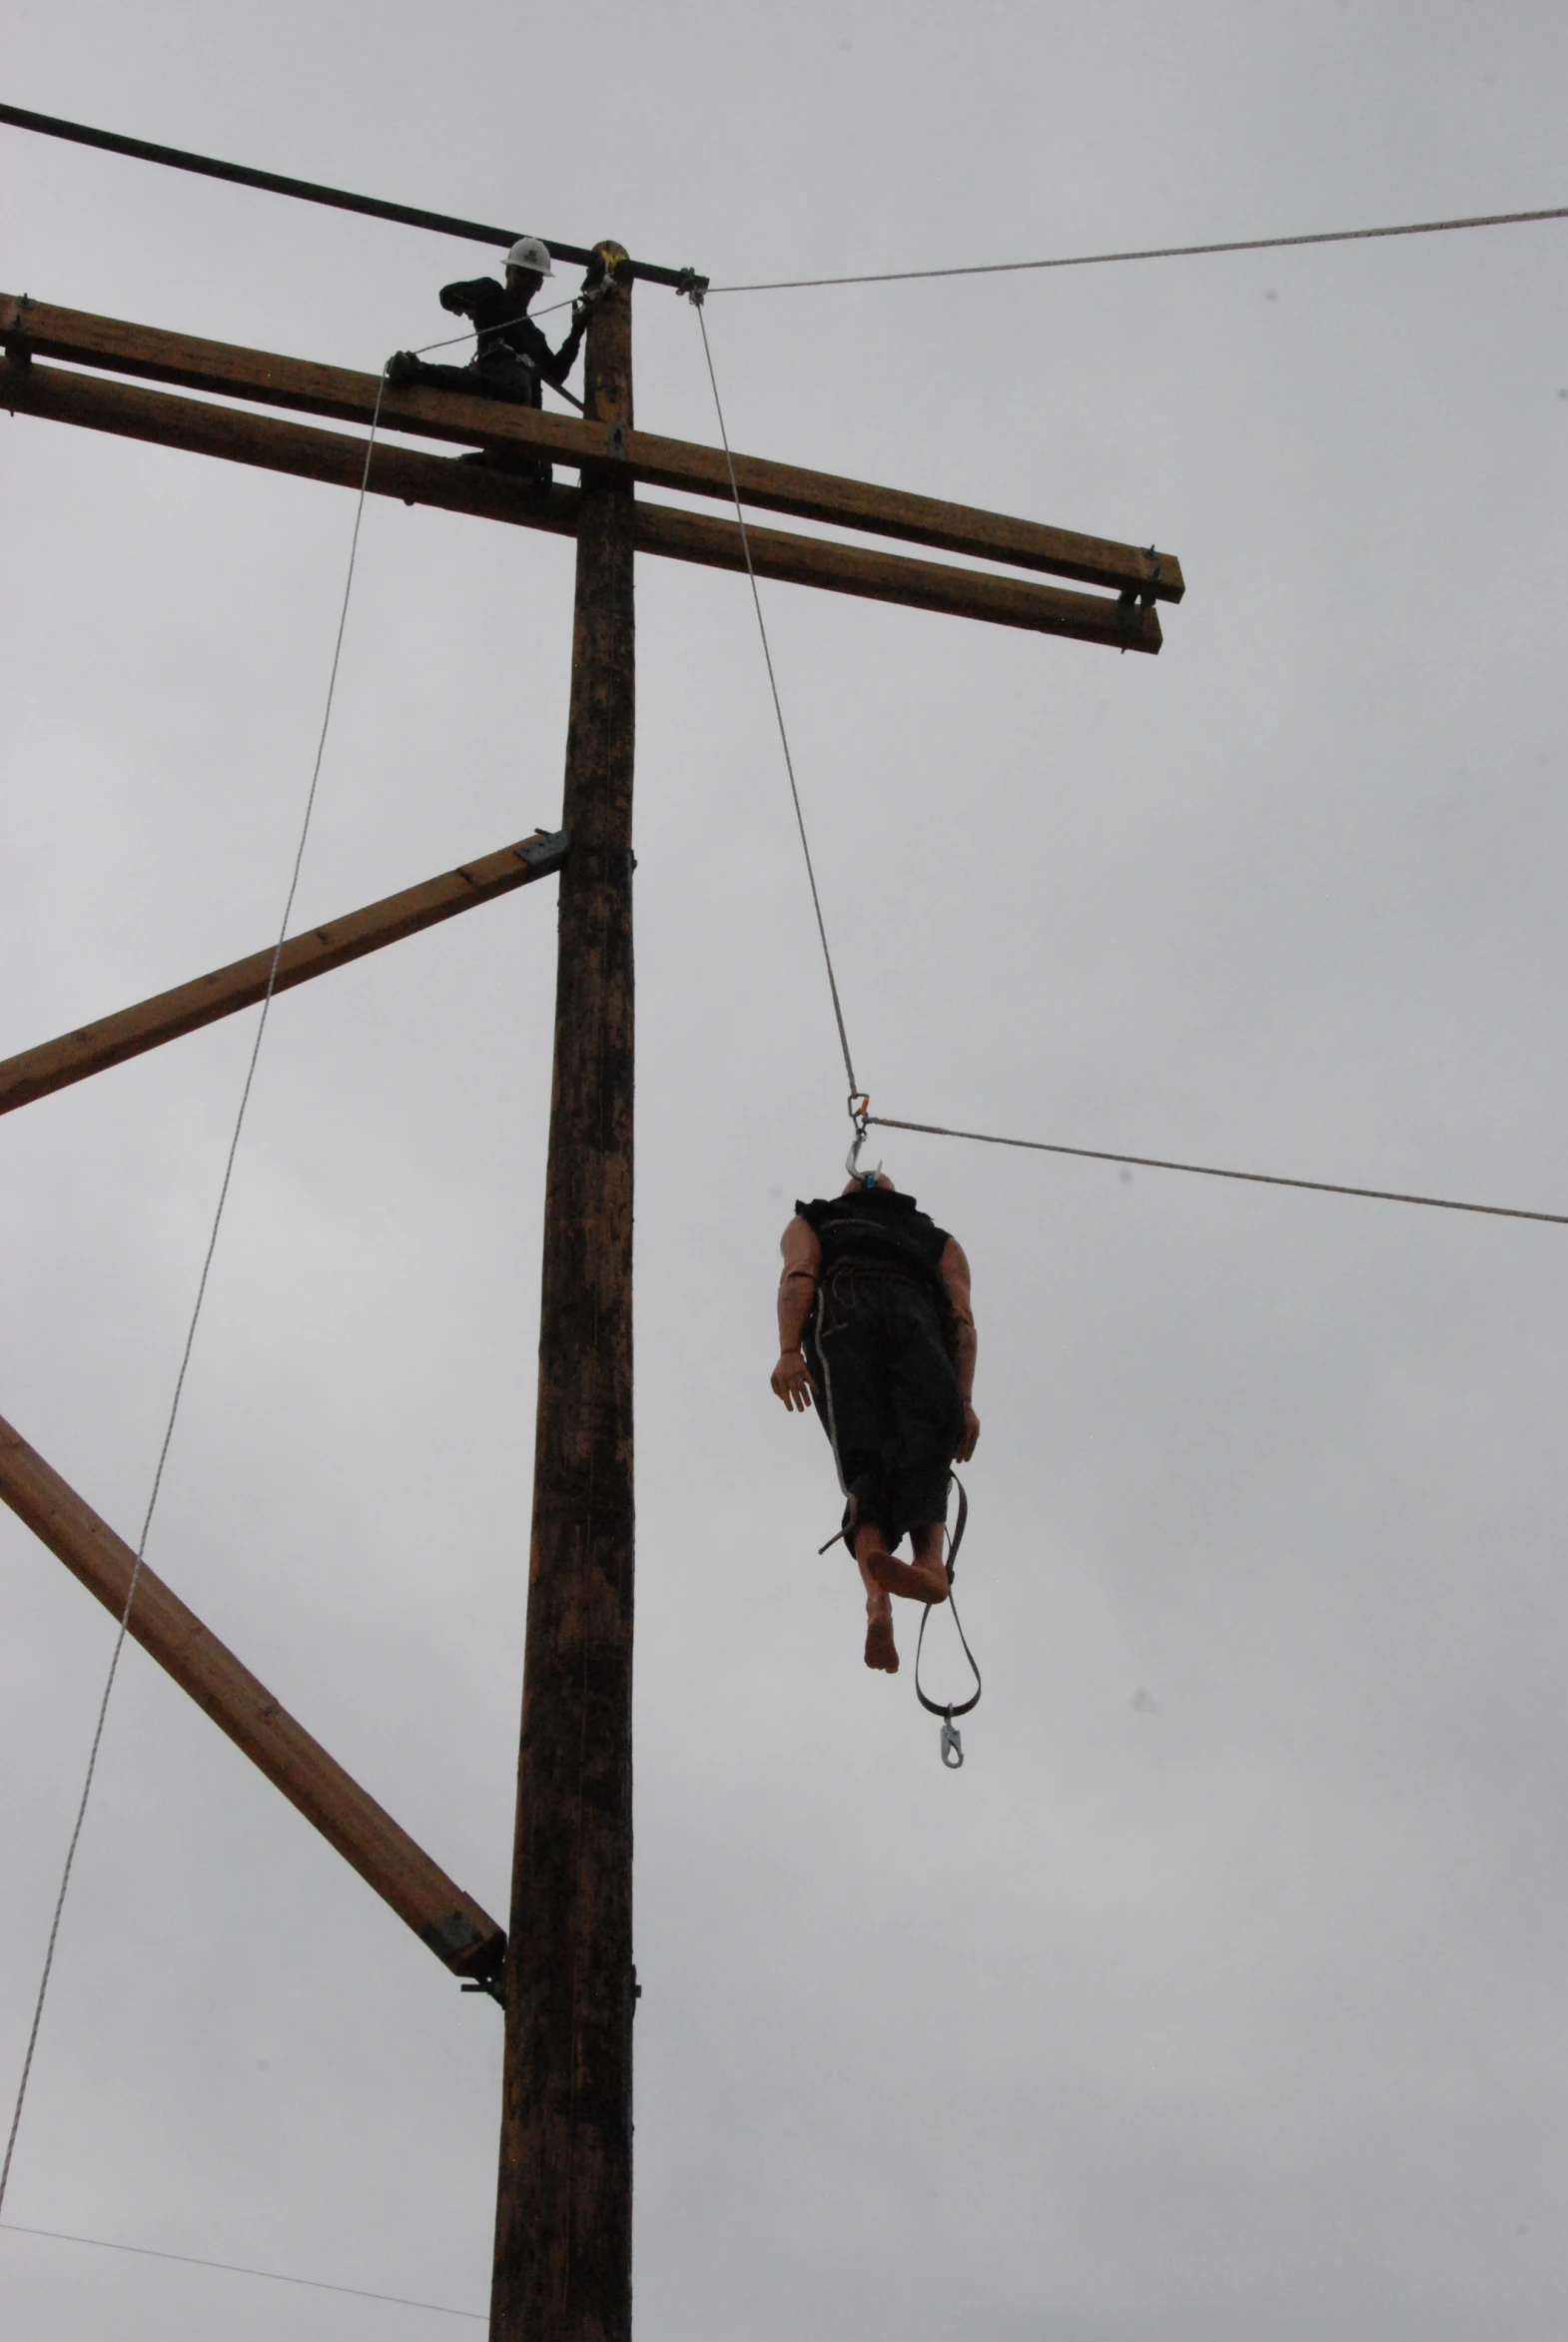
[844,1094,881,1187]
[940,1715,964,1769]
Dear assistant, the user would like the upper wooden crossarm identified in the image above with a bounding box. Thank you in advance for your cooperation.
[0,291,1182,603]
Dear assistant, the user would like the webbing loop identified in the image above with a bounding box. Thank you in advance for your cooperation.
[913,1474,983,1765]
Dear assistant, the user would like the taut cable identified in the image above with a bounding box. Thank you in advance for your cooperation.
[869,1113,1568,1229]
[692,303,859,1101]
[711,203,1568,294]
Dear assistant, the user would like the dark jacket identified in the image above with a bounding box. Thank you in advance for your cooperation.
[796,1189,953,1303]
[437,278,584,400]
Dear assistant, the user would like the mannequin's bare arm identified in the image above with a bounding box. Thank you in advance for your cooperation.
[772,1216,822,1410]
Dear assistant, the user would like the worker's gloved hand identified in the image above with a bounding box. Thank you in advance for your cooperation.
[956,1404,980,1462]
[386,351,422,388]
[770,1349,815,1411]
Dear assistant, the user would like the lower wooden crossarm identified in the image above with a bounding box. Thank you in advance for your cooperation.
[1,359,1162,651]
[0,1408,506,1986]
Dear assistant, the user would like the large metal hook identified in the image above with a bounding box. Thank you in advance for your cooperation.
[845,1094,881,1187]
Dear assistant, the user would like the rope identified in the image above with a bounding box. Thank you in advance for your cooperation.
[0,375,389,2225]
[408,292,592,412]
[868,1114,1568,1230]
[412,293,574,355]
[0,2218,482,2321]
[710,202,1568,294]
[692,304,859,1099]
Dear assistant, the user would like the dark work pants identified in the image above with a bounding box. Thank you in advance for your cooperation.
[806,1271,964,1547]
[411,358,551,486]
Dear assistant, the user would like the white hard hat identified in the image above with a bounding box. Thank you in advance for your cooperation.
[505,235,553,277]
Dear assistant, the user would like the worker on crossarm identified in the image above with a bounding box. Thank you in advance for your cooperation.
[772,1173,979,1676]
[385,237,589,488]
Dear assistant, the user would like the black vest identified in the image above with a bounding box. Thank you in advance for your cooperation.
[795,1189,952,1300]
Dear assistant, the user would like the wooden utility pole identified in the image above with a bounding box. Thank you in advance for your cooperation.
[491,246,637,2342]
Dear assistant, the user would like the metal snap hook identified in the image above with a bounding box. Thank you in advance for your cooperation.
[844,1094,881,1187]
[940,1715,964,1769]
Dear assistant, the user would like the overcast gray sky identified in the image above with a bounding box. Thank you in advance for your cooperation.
[3,3,1568,2335]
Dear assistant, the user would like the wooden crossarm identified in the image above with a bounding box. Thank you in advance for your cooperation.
[0,1408,507,1985]
[0,292,1183,603]
[0,829,568,1117]
[1,360,1162,652]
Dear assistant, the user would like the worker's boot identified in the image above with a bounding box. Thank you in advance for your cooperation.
[455,450,553,503]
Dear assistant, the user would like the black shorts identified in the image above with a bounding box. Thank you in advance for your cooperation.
[806,1267,964,1545]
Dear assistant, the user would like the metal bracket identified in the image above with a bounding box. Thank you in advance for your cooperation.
[4,290,33,371]
[1117,544,1164,651]
[423,1909,508,2001]
[513,826,570,875]
[1117,550,1163,653]
[604,422,626,461]
[1117,589,1151,649]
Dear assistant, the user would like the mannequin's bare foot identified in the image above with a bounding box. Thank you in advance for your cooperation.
[854,1521,935,1604]
[862,1549,949,1604]
[864,1598,899,1673]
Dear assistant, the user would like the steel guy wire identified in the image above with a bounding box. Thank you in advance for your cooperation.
[1,2219,483,2321]
[869,1114,1568,1229]
[0,374,389,2225]
[710,202,1568,293]
[693,302,859,1099]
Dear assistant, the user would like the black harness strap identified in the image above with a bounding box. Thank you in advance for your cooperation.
[913,1474,982,1766]
[821,1470,982,1766]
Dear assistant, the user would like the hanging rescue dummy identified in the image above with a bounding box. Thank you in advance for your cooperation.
[771,1155,979,1682]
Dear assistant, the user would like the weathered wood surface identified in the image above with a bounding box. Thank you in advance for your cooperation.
[490,245,636,2342]
[1,359,1161,651]
[0,831,566,1117]
[0,292,1183,601]
[0,1409,505,1984]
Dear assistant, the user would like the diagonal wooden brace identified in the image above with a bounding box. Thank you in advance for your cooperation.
[0,828,568,1117]
[0,1408,506,1988]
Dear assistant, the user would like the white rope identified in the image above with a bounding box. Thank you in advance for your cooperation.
[0,2218,482,2321]
[412,292,573,355]
[691,304,859,1100]
[0,374,389,2222]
